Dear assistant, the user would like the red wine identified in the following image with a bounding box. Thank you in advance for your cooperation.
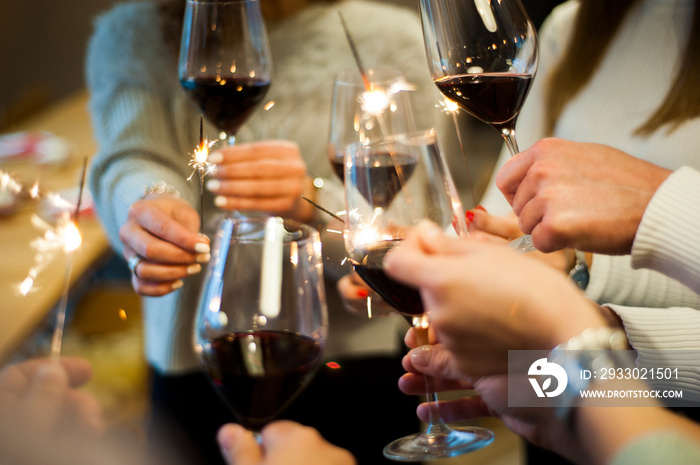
[181,76,270,136]
[352,241,424,316]
[435,73,532,128]
[330,153,344,180]
[348,152,417,208]
[202,330,322,431]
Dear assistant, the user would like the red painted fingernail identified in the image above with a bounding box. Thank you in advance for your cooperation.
[357,289,369,298]
[465,210,475,223]
[475,205,487,212]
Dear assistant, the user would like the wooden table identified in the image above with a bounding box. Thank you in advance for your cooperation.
[0,91,111,363]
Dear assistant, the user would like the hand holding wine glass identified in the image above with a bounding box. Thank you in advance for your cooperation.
[179,0,272,145]
[343,129,494,461]
[419,0,538,251]
[194,216,327,436]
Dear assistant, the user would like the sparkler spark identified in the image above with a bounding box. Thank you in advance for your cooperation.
[189,115,217,234]
[436,96,460,115]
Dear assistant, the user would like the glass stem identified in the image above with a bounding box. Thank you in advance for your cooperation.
[412,315,451,436]
[500,125,519,157]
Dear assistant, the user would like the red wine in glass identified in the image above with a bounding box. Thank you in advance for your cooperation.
[435,73,533,131]
[178,0,272,143]
[348,152,418,209]
[202,330,323,431]
[181,76,271,138]
[351,241,424,317]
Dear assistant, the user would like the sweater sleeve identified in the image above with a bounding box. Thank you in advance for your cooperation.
[585,168,700,308]
[631,167,700,294]
[605,303,700,398]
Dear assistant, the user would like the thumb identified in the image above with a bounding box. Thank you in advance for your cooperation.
[217,424,262,465]
[21,362,70,432]
[409,344,464,381]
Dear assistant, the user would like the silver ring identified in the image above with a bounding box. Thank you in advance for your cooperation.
[128,255,145,278]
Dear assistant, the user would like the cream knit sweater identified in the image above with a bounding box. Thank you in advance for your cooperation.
[480,0,700,394]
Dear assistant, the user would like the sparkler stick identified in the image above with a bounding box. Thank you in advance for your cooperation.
[338,11,371,91]
[50,157,88,362]
[188,115,216,234]
[300,195,343,223]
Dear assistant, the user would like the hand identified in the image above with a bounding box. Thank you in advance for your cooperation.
[206,141,314,223]
[383,221,607,376]
[398,339,586,463]
[495,138,672,254]
[0,358,104,464]
[217,421,355,465]
[119,196,210,296]
[336,271,394,317]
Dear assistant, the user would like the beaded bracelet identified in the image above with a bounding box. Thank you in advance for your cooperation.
[549,327,631,420]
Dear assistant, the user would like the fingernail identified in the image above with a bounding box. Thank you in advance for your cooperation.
[475,205,487,213]
[187,264,202,275]
[172,280,184,290]
[465,210,475,223]
[357,288,369,298]
[214,196,227,208]
[195,242,210,254]
[36,363,65,382]
[206,179,221,192]
[208,151,223,164]
[410,345,433,368]
[196,253,211,263]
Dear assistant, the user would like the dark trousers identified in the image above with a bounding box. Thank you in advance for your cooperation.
[147,354,421,465]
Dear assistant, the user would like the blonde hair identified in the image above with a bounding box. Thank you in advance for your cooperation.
[544,0,700,136]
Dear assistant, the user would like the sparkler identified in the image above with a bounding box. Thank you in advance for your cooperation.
[338,11,371,91]
[50,157,88,361]
[188,115,216,234]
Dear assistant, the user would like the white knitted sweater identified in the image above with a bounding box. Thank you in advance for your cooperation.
[480,0,700,393]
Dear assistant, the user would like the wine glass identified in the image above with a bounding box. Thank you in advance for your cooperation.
[179,0,272,145]
[343,129,494,461]
[193,216,328,436]
[328,68,417,182]
[419,0,538,251]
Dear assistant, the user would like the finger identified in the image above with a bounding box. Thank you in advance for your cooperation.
[64,390,105,435]
[208,178,304,198]
[126,202,207,253]
[469,211,523,240]
[215,196,299,214]
[131,274,184,297]
[57,357,93,388]
[217,423,262,465]
[416,397,492,423]
[398,372,472,395]
[131,261,203,282]
[211,140,301,163]
[211,159,306,181]
[120,224,207,265]
[494,142,538,204]
[20,363,69,432]
[406,344,465,380]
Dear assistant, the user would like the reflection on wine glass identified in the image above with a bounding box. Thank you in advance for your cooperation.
[328,68,417,182]
[419,0,538,251]
[194,216,327,436]
[179,0,272,145]
[343,129,494,461]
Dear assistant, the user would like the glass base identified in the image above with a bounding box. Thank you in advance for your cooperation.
[383,426,494,462]
[507,234,537,253]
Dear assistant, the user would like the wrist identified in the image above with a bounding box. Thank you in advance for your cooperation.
[141,181,182,200]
